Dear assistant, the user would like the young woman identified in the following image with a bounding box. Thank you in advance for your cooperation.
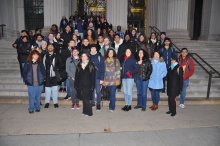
[148,51,167,111]
[104,48,121,112]
[167,55,183,116]
[75,53,96,116]
[121,48,137,111]
[137,33,151,58]
[22,50,45,113]
[84,29,97,45]
[134,49,152,111]
[147,32,158,54]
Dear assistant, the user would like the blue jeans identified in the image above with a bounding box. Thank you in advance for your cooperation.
[150,89,161,105]
[27,85,43,112]
[65,79,71,97]
[122,78,134,105]
[108,86,117,110]
[19,62,25,79]
[136,76,149,108]
[45,86,59,104]
[69,78,79,104]
[180,79,189,104]
[92,79,101,106]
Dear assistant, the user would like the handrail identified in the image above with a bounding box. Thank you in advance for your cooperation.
[149,25,220,99]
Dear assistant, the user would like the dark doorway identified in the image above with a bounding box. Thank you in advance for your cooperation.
[24,0,44,30]
[192,0,203,40]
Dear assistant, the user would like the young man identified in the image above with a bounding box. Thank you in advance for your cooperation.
[43,44,62,108]
[178,48,195,108]
[66,47,80,109]
[89,45,105,110]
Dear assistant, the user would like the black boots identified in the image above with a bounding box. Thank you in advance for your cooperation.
[44,103,49,108]
[121,105,132,111]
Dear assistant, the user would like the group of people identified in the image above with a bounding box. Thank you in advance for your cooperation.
[12,14,195,117]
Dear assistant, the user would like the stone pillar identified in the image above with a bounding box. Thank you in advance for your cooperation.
[157,0,168,32]
[44,0,71,28]
[166,0,190,39]
[106,0,128,30]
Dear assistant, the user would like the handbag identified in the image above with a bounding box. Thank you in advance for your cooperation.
[101,86,110,101]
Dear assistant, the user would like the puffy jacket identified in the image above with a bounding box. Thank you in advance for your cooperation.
[90,52,105,80]
[136,59,152,81]
[148,59,167,89]
[22,62,45,86]
[122,56,137,79]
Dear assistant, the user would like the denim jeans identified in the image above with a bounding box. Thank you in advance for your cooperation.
[69,78,79,104]
[27,85,43,112]
[179,79,189,104]
[65,79,71,97]
[108,86,117,110]
[122,78,134,105]
[136,76,149,108]
[150,89,161,105]
[19,62,25,79]
[92,79,101,106]
[45,86,59,104]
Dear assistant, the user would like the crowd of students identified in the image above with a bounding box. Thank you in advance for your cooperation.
[12,14,195,117]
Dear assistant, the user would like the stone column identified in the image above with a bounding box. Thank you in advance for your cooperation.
[44,0,71,28]
[166,0,190,39]
[106,0,128,30]
[157,0,168,32]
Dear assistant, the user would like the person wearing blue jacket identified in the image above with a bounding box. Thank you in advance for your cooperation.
[89,45,105,110]
[159,37,176,93]
[148,51,167,111]
[121,48,137,111]
[22,50,45,113]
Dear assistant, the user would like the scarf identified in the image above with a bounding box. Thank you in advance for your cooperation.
[171,62,178,70]
[81,60,89,70]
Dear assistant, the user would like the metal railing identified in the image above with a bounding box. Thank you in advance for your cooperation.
[149,26,220,99]
[0,24,6,39]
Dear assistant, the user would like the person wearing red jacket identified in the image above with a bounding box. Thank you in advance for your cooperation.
[178,48,195,108]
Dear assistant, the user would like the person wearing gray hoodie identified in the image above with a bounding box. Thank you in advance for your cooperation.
[66,47,80,109]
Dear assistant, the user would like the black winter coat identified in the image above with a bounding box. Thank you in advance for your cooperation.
[137,59,152,81]
[167,64,184,97]
[61,31,73,48]
[43,53,62,86]
[75,61,96,100]
[17,42,31,62]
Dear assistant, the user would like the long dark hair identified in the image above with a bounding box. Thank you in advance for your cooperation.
[104,48,117,60]
[136,49,149,61]
[84,29,96,41]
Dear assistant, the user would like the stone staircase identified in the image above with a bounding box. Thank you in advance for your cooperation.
[0,38,220,100]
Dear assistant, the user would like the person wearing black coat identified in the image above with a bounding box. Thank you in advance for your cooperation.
[61,24,73,49]
[43,44,62,108]
[17,36,32,78]
[22,50,45,113]
[75,52,96,116]
[134,49,152,111]
[166,55,183,116]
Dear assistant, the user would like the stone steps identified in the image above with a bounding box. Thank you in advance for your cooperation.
[0,39,220,99]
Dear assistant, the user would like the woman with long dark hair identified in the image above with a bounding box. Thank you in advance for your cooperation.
[121,48,137,111]
[75,52,96,116]
[103,48,121,112]
[134,49,152,111]
[22,50,45,113]
[84,29,97,45]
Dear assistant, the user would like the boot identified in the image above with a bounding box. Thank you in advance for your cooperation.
[44,103,49,108]
[125,105,132,111]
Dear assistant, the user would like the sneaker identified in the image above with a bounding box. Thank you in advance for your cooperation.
[75,103,80,109]
[29,111,34,114]
[71,104,75,109]
[141,107,146,111]
[44,103,49,108]
[54,104,59,108]
[179,104,185,109]
[96,105,101,111]
[35,109,40,112]
[109,110,114,112]
[67,97,71,100]
[134,105,142,109]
